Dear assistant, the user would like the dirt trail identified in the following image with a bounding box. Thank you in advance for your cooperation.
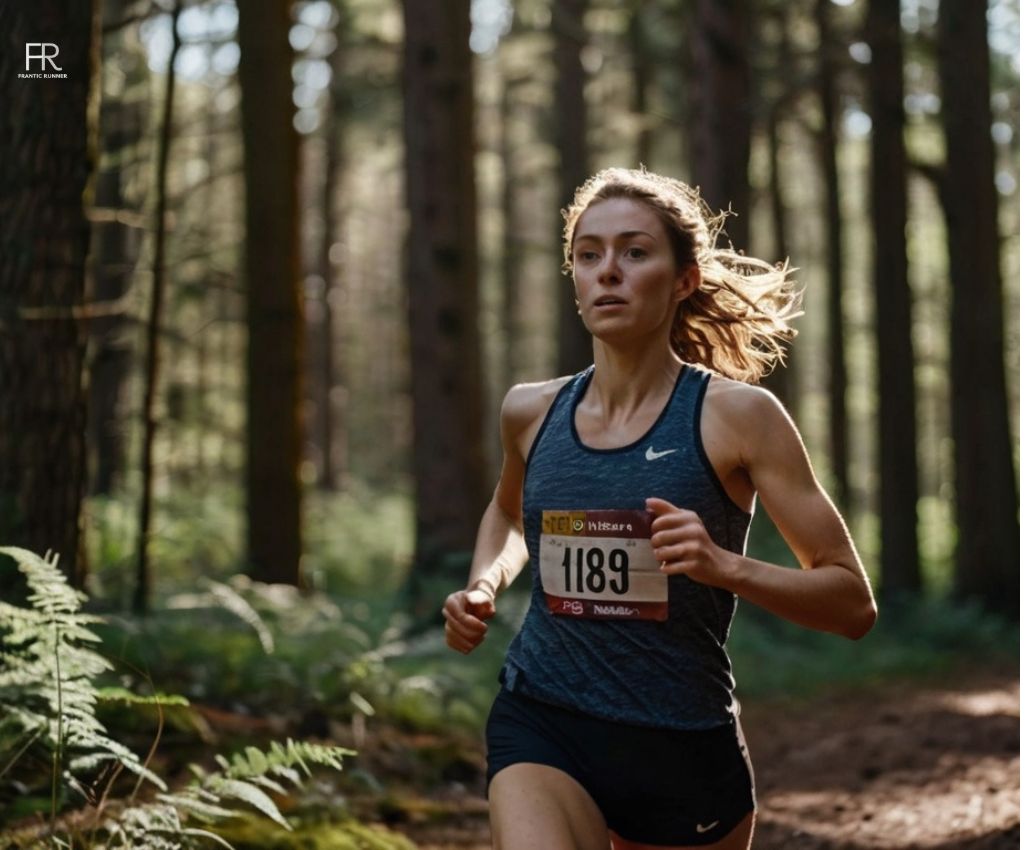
[386,665,1019,849]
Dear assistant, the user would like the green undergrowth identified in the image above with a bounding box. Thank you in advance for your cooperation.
[0,547,397,850]
[211,816,416,850]
[729,592,1018,700]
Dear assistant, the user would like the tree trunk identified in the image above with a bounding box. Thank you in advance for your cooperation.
[315,4,351,492]
[865,0,921,597]
[0,1,99,587]
[628,4,653,168]
[237,0,304,585]
[87,0,145,496]
[815,0,850,511]
[688,0,752,251]
[498,71,522,392]
[553,0,592,375]
[401,0,488,612]
[760,8,797,416]
[133,0,180,615]
[937,0,1018,617]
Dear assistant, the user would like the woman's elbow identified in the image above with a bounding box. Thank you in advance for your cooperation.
[842,597,878,641]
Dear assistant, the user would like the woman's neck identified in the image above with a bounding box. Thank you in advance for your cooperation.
[588,341,683,417]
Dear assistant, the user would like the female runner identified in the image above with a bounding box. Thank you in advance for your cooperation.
[442,167,877,850]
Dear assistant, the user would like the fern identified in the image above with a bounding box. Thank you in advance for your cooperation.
[0,547,351,849]
[0,547,163,794]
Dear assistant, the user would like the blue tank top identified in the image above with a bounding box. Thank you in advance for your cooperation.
[500,363,753,730]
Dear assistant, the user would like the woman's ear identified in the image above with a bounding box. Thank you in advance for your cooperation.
[674,265,701,303]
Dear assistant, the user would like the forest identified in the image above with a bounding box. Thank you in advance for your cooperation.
[0,0,1019,848]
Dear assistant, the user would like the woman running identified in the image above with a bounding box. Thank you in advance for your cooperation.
[442,167,877,850]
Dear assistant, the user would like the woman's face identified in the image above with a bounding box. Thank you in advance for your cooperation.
[571,197,694,345]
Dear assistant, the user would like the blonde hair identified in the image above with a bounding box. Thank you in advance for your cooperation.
[562,167,802,384]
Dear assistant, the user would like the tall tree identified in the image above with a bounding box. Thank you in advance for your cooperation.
[814,0,850,510]
[0,1,99,587]
[87,0,147,496]
[498,69,524,392]
[687,0,753,252]
[401,0,488,610]
[314,2,352,492]
[553,0,592,375]
[865,0,921,597]
[237,0,304,585]
[936,0,1018,617]
[628,3,653,167]
[760,5,798,416]
[133,0,181,615]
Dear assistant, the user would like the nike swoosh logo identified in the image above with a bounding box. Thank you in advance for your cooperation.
[645,446,678,461]
[696,821,720,834]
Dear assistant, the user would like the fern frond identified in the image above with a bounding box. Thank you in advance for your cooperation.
[96,686,191,708]
[204,776,290,829]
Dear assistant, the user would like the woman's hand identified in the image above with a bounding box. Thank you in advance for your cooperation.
[442,587,497,654]
[647,496,737,590]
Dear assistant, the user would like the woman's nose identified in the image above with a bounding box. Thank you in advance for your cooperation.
[598,251,621,283]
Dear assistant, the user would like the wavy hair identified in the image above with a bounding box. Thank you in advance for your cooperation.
[562,167,802,384]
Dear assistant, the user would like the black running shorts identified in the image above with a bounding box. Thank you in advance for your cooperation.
[485,686,756,846]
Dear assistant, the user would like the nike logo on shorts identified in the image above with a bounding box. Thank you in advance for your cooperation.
[696,820,720,834]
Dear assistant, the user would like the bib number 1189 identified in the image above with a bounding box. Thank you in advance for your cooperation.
[562,546,629,595]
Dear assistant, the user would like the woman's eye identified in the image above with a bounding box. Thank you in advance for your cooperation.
[577,251,599,261]
[626,247,647,259]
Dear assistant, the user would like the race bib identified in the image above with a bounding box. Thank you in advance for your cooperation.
[539,509,668,621]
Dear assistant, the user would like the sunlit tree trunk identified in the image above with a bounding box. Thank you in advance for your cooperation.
[688,0,752,251]
[0,1,99,588]
[553,0,592,375]
[314,2,351,492]
[498,71,522,392]
[628,4,653,168]
[238,0,304,585]
[865,0,921,597]
[401,0,488,612]
[937,0,1018,617]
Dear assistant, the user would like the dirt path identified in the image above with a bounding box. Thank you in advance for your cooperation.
[385,665,1019,849]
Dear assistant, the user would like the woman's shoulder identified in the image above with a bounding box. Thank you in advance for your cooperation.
[500,375,577,443]
[703,373,796,440]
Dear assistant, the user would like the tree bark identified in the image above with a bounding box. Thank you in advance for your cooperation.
[937,0,1018,617]
[87,0,145,496]
[401,0,488,611]
[315,3,351,492]
[553,0,592,375]
[237,0,304,585]
[815,0,850,511]
[133,0,180,615]
[498,71,522,392]
[760,7,797,417]
[628,4,653,168]
[0,1,99,587]
[687,0,752,252]
[865,0,921,597]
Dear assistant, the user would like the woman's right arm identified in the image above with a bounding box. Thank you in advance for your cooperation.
[441,382,556,654]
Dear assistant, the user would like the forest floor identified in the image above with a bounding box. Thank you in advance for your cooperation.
[357,661,1019,850]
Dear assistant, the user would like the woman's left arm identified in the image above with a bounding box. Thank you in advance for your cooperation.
[649,386,877,640]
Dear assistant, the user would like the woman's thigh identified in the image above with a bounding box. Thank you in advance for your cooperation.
[489,762,611,850]
[610,811,755,850]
